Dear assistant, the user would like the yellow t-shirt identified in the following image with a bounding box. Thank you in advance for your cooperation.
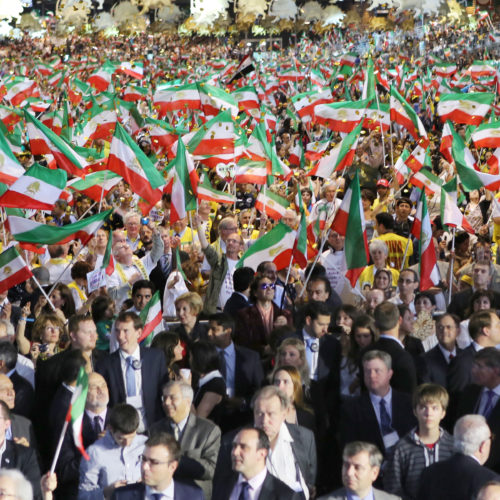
[374,233,413,270]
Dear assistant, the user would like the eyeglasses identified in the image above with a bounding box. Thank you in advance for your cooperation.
[141,455,170,466]
[260,283,276,290]
[0,492,18,498]
[45,326,60,332]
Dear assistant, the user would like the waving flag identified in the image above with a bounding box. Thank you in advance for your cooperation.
[451,122,500,191]
[0,128,24,185]
[471,121,500,149]
[24,111,88,178]
[390,86,429,146]
[0,247,33,295]
[7,209,111,246]
[331,171,369,286]
[138,291,163,346]
[107,123,165,207]
[0,164,66,210]
[437,92,494,125]
[315,99,371,133]
[236,222,296,271]
[411,190,440,291]
[308,121,362,178]
[66,367,89,459]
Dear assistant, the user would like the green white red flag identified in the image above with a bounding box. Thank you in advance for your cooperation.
[471,120,500,149]
[308,121,362,178]
[0,163,67,210]
[75,101,117,147]
[236,222,296,271]
[24,111,87,178]
[101,230,114,276]
[410,168,443,196]
[168,138,198,224]
[197,174,235,205]
[451,122,500,191]
[7,209,112,246]
[87,61,115,92]
[119,61,144,80]
[67,171,121,203]
[0,128,24,186]
[107,123,165,207]
[138,291,163,347]
[255,187,290,220]
[314,99,371,133]
[440,177,474,234]
[0,247,33,295]
[390,86,429,146]
[411,190,440,291]
[437,92,495,125]
[65,366,89,460]
[330,171,369,286]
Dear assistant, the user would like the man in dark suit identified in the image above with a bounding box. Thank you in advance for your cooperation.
[34,314,102,462]
[0,374,35,447]
[112,432,204,500]
[360,301,417,395]
[448,261,500,320]
[417,414,499,500]
[285,301,341,429]
[0,400,41,499]
[56,372,110,500]
[96,310,167,432]
[340,350,416,458]
[213,427,301,499]
[223,267,253,319]
[448,309,500,396]
[149,380,221,499]
[207,312,264,430]
[455,348,500,474]
[48,350,87,461]
[0,341,33,419]
[423,313,462,389]
[215,386,316,499]
[318,441,400,500]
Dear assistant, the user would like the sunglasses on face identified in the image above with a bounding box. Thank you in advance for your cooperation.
[260,283,276,290]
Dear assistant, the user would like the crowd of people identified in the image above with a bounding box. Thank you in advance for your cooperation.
[0,11,499,500]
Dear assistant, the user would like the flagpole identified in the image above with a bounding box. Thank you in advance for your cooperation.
[280,250,295,312]
[47,241,89,298]
[447,227,456,305]
[400,235,412,272]
[50,420,69,474]
[0,209,7,247]
[19,251,57,312]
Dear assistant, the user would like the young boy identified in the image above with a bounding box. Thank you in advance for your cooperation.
[383,383,455,500]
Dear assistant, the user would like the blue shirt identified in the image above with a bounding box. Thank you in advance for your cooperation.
[217,342,236,397]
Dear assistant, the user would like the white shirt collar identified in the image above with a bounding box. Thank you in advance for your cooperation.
[146,481,174,499]
[237,467,268,492]
[438,343,456,362]
[380,333,405,349]
[198,370,222,388]
[120,345,141,361]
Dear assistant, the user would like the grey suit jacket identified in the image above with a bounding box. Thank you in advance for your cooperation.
[318,487,401,500]
[10,413,36,448]
[149,413,221,499]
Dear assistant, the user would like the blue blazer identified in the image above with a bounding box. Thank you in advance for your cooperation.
[111,480,205,499]
[96,346,168,426]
